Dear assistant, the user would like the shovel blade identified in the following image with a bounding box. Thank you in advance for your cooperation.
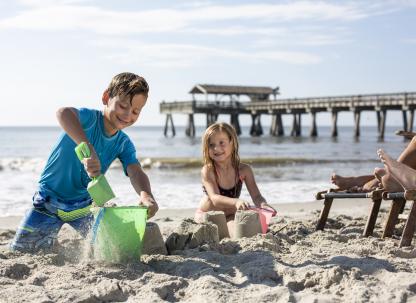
[88,175,115,206]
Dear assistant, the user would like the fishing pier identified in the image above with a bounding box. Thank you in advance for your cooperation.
[159,84,416,138]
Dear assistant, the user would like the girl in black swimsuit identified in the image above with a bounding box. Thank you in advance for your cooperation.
[202,166,242,198]
[196,122,276,236]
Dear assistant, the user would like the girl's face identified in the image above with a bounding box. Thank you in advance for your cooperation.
[208,131,234,163]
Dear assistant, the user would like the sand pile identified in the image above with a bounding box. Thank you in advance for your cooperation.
[1,207,416,302]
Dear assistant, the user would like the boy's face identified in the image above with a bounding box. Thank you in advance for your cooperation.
[102,91,147,135]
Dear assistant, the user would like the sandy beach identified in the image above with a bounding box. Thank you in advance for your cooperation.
[1,199,416,303]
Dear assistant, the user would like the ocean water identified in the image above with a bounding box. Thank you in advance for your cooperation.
[0,125,409,217]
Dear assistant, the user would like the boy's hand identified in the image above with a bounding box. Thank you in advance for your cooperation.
[139,196,159,219]
[83,144,101,178]
[236,199,250,210]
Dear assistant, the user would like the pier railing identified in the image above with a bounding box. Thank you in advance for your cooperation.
[161,92,416,113]
[160,92,416,138]
[160,100,249,114]
[243,92,416,113]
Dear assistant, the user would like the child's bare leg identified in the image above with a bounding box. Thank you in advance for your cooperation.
[397,136,416,167]
[378,149,416,191]
[331,173,375,190]
[331,137,416,191]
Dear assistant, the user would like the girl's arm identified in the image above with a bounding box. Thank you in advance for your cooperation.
[127,163,158,218]
[241,163,276,212]
[56,107,100,177]
[201,166,250,210]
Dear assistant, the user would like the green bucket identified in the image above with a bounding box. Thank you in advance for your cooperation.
[91,206,148,263]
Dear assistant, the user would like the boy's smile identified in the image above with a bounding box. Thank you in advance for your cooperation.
[102,93,147,136]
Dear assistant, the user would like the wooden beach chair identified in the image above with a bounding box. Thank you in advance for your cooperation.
[382,190,416,247]
[315,188,383,237]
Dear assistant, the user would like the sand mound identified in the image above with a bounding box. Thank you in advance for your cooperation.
[1,209,416,302]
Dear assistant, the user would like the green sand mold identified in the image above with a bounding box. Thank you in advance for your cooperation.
[91,206,148,263]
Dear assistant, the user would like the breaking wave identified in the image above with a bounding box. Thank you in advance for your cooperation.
[0,156,380,172]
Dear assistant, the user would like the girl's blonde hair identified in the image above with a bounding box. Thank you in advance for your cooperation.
[202,122,240,169]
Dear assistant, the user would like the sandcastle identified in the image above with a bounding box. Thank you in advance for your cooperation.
[203,210,263,240]
[141,222,167,255]
[234,210,262,239]
[202,211,230,239]
[165,219,219,253]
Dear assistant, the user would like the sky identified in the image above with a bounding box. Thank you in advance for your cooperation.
[0,0,415,128]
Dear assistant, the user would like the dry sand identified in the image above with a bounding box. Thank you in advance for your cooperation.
[1,199,416,303]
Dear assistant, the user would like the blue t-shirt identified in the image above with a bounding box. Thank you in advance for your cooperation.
[37,108,139,211]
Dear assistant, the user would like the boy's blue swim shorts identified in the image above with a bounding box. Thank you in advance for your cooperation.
[10,192,93,253]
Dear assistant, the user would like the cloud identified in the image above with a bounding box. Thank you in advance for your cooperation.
[0,1,377,34]
[17,0,90,7]
[187,25,352,46]
[1,1,406,67]
[185,2,368,22]
[0,6,187,33]
[95,40,321,67]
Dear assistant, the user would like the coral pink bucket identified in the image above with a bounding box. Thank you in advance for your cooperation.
[249,207,276,234]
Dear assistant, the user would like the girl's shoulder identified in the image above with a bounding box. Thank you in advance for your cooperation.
[201,164,215,176]
[238,162,253,175]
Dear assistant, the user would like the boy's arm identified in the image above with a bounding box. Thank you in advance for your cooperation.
[56,107,100,177]
[56,107,89,144]
[127,163,158,218]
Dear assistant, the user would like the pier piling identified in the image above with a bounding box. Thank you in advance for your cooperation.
[402,110,408,132]
[378,110,387,139]
[331,111,338,137]
[250,114,263,136]
[163,113,176,137]
[354,111,361,138]
[409,110,415,132]
[185,114,195,137]
[230,113,241,136]
[270,113,284,136]
[310,112,318,137]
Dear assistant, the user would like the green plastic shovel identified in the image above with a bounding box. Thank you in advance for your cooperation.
[75,142,115,206]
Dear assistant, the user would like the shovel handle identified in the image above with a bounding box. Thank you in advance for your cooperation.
[75,142,91,161]
[75,142,98,181]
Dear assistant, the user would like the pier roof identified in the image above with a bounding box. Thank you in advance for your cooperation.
[189,84,279,97]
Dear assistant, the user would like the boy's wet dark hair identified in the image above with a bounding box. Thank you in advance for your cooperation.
[107,72,149,102]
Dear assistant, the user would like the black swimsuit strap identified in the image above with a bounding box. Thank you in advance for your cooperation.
[214,164,242,198]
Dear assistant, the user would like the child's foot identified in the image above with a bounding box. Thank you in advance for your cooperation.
[373,167,400,192]
[377,149,416,191]
[377,149,396,172]
[331,174,360,190]
[373,167,386,182]
[362,177,382,192]
[331,173,374,191]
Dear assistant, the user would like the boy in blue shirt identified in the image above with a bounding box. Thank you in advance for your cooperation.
[10,72,158,253]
